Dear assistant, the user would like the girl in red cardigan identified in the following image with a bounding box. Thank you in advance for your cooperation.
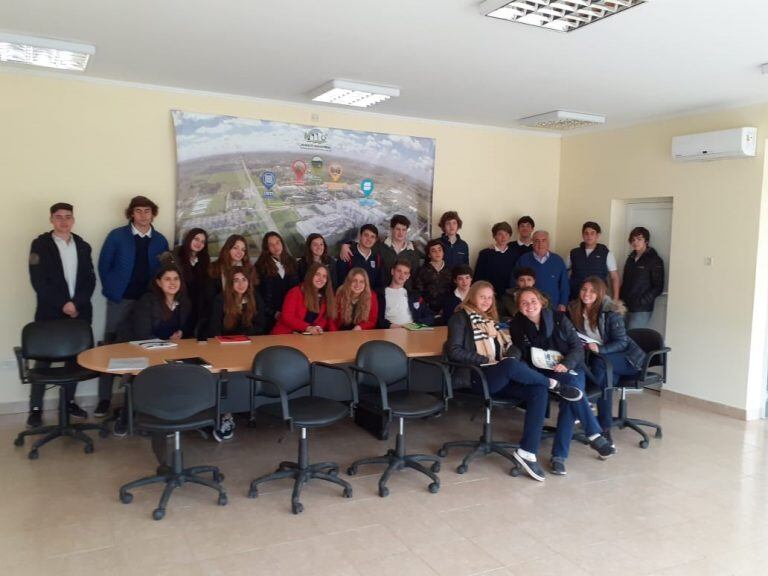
[331,267,379,331]
[271,262,337,334]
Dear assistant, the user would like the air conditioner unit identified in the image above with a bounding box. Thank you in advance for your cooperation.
[671,127,757,161]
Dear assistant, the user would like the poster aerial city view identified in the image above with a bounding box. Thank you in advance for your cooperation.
[172,111,436,257]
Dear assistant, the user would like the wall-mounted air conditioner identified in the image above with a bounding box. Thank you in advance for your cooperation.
[671,127,757,161]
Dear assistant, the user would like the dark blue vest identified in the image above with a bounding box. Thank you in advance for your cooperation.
[569,243,609,298]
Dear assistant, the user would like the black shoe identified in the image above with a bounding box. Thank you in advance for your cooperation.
[550,457,567,476]
[590,435,617,459]
[26,408,42,429]
[67,402,88,419]
[550,382,583,402]
[113,418,128,438]
[603,429,615,448]
[513,450,546,482]
[94,400,111,418]
[212,414,235,442]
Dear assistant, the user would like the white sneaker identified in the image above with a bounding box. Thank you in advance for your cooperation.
[212,415,235,442]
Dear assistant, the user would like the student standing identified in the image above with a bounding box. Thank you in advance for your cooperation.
[26,202,95,427]
[336,224,384,288]
[255,231,300,332]
[331,267,379,331]
[436,210,470,269]
[414,239,453,319]
[620,226,665,329]
[96,196,168,418]
[567,221,620,301]
[173,228,210,338]
[297,233,338,288]
[515,216,535,252]
[474,221,522,297]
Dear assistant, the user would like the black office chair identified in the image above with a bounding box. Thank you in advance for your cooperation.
[437,361,525,475]
[247,346,357,515]
[118,364,227,520]
[13,320,107,459]
[347,341,452,497]
[596,328,669,448]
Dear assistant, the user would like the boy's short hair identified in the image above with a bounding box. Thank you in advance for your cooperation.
[517,215,535,228]
[425,238,443,254]
[392,258,412,271]
[515,267,536,280]
[50,202,73,214]
[360,223,379,237]
[438,210,463,229]
[390,214,411,229]
[582,221,602,234]
[451,264,473,282]
[628,226,650,243]
[125,195,159,219]
[491,221,513,236]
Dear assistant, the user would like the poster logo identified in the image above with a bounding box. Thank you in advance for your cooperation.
[360,178,374,197]
[260,171,276,197]
[328,163,343,182]
[291,160,307,184]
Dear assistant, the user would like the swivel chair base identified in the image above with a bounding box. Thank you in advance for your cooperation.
[119,433,227,521]
[348,417,441,497]
[14,389,108,460]
[437,409,519,475]
[611,391,663,449]
[248,428,352,515]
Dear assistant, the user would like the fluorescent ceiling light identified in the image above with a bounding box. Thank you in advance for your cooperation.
[0,32,94,71]
[519,110,606,130]
[310,80,399,108]
[480,0,647,33]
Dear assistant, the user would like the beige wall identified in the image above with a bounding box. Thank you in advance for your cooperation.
[0,72,561,408]
[558,105,768,419]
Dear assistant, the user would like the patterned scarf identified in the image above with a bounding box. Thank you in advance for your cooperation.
[467,311,512,361]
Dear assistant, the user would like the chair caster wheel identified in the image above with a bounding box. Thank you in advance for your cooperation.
[431,462,441,473]
[428,482,440,494]
[437,448,447,457]
[218,493,228,506]
[14,436,24,447]
[329,468,339,477]
[347,467,357,476]
[120,491,133,504]
[343,487,353,498]
[152,508,165,521]
[654,430,663,439]
[292,502,304,515]
[84,444,94,454]
[639,440,649,449]
[248,487,258,498]
[28,450,39,460]
[99,428,109,438]
[509,466,521,477]
[214,472,225,482]
[378,486,390,498]
[456,464,468,474]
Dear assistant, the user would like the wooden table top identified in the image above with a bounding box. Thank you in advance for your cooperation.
[77,327,448,374]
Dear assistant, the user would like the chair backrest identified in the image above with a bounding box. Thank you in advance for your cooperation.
[132,364,217,421]
[627,328,666,367]
[355,340,408,388]
[251,346,311,396]
[21,319,94,361]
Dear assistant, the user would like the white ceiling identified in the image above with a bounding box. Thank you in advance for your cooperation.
[3,0,768,130]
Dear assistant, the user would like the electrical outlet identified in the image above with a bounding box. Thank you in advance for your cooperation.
[704,256,714,266]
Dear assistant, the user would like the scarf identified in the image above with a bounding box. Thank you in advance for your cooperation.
[468,311,512,361]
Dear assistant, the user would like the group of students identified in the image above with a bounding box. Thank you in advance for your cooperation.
[27,196,664,474]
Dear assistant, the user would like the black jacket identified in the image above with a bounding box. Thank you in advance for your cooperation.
[116,292,192,342]
[508,308,584,371]
[207,292,267,337]
[258,269,300,324]
[29,232,96,322]
[569,300,647,369]
[620,247,664,313]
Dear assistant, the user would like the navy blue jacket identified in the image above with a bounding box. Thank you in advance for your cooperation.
[376,287,434,328]
[439,234,470,269]
[474,245,522,296]
[509,308,584,371]
[337,245,384,289]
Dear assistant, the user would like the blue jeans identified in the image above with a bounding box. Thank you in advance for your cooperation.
[540,369,602,459]
[589,353,642,430]
[626,311,652,330]
[476,359,550,455]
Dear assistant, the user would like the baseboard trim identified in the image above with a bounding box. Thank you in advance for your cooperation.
[661,389,747,420]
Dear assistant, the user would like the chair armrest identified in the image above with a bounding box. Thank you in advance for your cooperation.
[584,352,614,400]
[312,362,358,408]
[216,369,225,427]
[640,347,671,383]
[247,374,292,429]
[347,365,389,412]
[439,359,491,403]
[409,357,454,401]
[124,378,134,437]
[13,346,29,384]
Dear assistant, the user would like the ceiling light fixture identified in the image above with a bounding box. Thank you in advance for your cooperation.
[310,79,399,108]
[519,110,606,130]
[0,32,94,71]
[480,0,647,33]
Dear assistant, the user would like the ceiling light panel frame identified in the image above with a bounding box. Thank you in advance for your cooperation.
[310,79,400,108]
[0,32,94,71]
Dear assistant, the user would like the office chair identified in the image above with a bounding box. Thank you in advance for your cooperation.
[13,319,108,459]
[437,360,525,475]
[118,364,227,520]
[347,341,452,497]
[247,346,357,514]
[595,328,669,448]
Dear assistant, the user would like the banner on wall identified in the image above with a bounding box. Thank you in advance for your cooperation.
[171,111,436,257]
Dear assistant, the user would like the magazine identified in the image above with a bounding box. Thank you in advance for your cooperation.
[129,339,178,350]
[530,347,564,370]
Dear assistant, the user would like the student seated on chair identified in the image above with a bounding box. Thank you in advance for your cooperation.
[568,277,646,445]
[445,281,582,483]
[509,287,616,476]
[330,267,378,331]
[336,224,384,289]
[500,267,537,320]
[271,263,337,335]
[439,264,473,325]
[377,259,434,328]
[255,231,300,332]
[297,233,338,289]
[27,202,95,428]
[414,239,453,321]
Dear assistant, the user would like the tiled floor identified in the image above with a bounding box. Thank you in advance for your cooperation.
[2,393,767,576]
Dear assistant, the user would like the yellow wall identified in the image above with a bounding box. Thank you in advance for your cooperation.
[558,105,768,418]
[0,72,562,407]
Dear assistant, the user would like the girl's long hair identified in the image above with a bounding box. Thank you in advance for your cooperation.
[302,233,332,266]
[176,228,210,283]
[256,231,297,278]
[335,267,371,326]
[222,268,258,332]
[301,262,336,319]
[209,234,257,284]
[568,276,607,333]
[458,280,498,322]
